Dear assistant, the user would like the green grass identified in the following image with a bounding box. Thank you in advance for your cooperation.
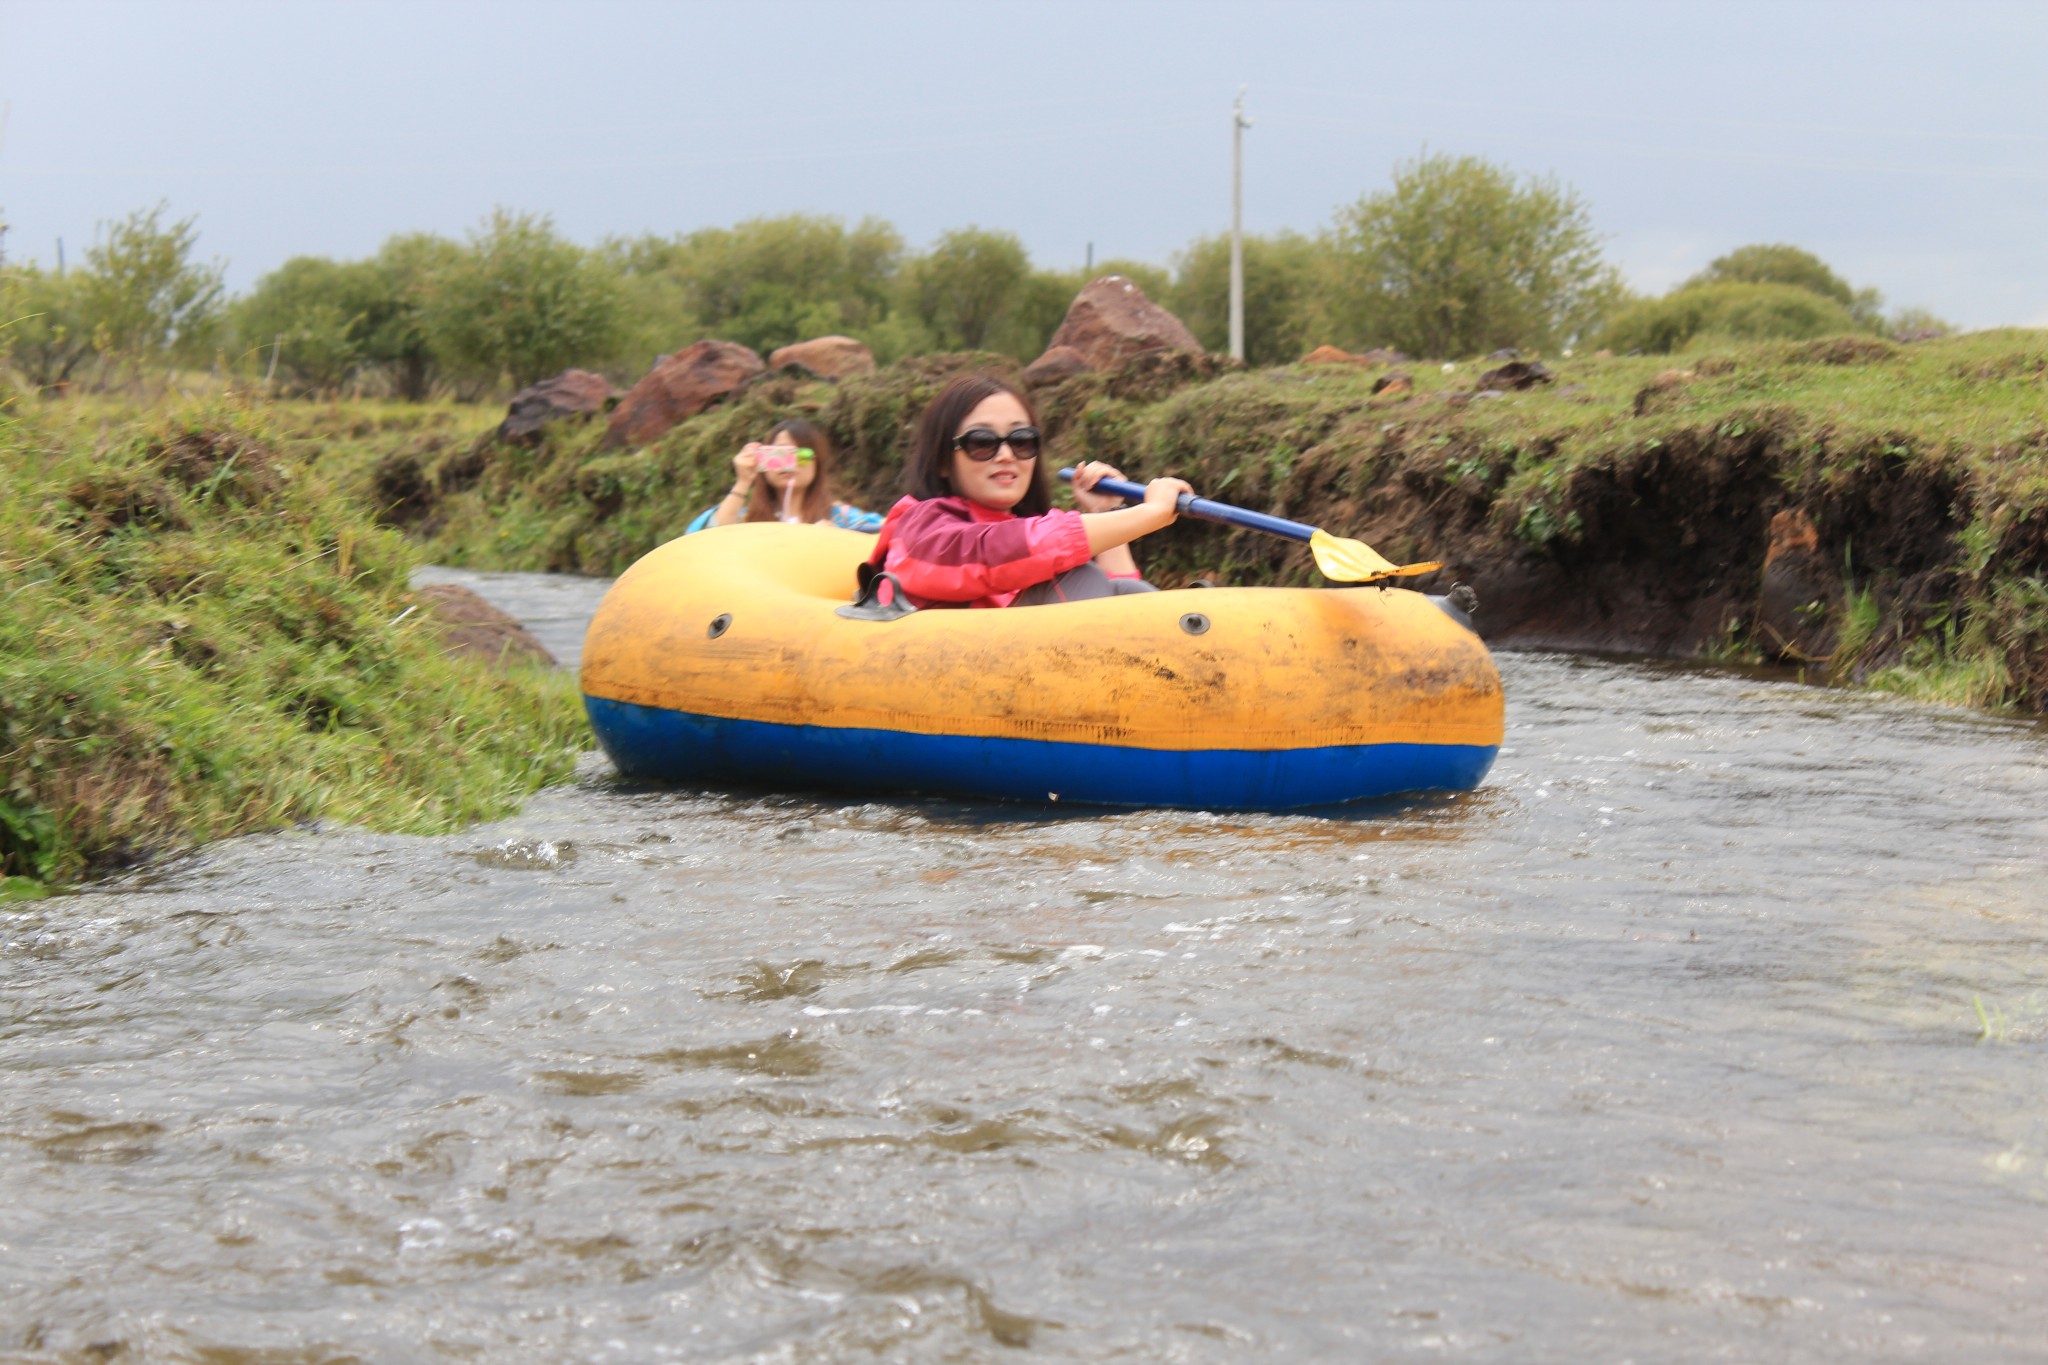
[94,329,2048,718]
[1,393,585,888]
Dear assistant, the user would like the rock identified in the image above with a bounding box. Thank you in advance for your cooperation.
[1371,372,1414,397]
[768,335,875,379]
[1033,275,1201,372]
[1302,344,1374,367]
[1022,344,1090,389]
[411,584,556,669]
[1477,360,1554,391]
[1486,347,1521,361]
[1755,508,1838,662]
[604,340,766,448]
[1359,347,1408,365]
[497,369,619,443]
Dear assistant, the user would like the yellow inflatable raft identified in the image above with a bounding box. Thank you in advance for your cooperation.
[580,523,1503,809]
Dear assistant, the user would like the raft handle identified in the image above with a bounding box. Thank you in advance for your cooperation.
[836,568,919,623]
[1427,583,1480,633]
[708,613,733,638]
[1179,612,1211,635]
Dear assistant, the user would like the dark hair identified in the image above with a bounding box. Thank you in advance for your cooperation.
[902,374,1051,517]
[742,417,837,524]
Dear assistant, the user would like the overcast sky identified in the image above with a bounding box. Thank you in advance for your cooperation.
[3,0,2044,329]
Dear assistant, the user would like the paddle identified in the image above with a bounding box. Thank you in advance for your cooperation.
[1058,467,1441,583]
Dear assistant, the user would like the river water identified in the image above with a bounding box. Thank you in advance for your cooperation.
[4,569,2045,1362]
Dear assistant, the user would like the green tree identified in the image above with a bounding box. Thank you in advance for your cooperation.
[900,227,1033,352]
[1685,242,1883,327]
[233,255,387,392]
[1322,153,1623,358]
[364,233,462,400]
[1170,231,1323,364]
[610,214,903,358]
[2,265,97,388]
[1886,306,1952,341]
[230,234,456,398]
[1008,267,1090,357]
[1685,243,1850,303]
[420,211,624,390]
[1599,281,1859,354]
[76,204,225,363]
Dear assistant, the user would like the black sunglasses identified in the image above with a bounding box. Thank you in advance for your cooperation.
[952,426,1042,462]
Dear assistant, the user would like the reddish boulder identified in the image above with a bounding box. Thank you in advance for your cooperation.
[1371,372,1414,397]
[604,341,765,448]
[1033,275,1201,372]
[768,335,876,379]
[411,584,556,669]
[1022,345,1090,389]
[1755,508,1838,662]
[497,369,619,443]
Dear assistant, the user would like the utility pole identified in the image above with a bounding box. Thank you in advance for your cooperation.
[1229,88,1251,362]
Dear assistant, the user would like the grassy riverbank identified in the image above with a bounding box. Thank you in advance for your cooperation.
[334,330,2048,711]
[0,397,584,894]
[8,329,2041,886]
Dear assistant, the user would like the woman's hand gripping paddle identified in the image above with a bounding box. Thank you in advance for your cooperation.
[1058,467,1441,583]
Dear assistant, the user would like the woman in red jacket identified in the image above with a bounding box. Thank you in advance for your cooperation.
[867,374,1193,608]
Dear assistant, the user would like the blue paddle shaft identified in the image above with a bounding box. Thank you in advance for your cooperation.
[1057,468,1317,544]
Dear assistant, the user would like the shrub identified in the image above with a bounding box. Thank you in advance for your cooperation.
[1321,153,1625,358]
[1600,282,1862,354]
[421,210,626,389]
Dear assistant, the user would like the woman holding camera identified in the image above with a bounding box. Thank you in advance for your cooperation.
[687,418,884,533]
[864,374,1190,608]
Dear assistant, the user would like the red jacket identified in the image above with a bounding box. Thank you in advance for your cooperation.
[867,496,1095,609]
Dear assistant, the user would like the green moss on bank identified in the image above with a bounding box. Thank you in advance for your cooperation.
[1,396,584,890]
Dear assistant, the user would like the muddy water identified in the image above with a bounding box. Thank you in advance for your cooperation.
[5,571,2047,1362]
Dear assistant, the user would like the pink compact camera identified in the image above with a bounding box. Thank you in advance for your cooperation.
[755,446,813,473]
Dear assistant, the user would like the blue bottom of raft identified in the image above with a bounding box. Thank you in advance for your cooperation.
[585,695,1499,811]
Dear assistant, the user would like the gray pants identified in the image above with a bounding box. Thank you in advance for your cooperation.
[1010,563,1160,607]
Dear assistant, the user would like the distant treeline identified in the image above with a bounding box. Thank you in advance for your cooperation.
[0,154,1953,400]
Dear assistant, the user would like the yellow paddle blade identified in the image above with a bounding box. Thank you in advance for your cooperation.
[1308,528,1443,583]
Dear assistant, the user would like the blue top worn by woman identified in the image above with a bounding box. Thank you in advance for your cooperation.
[685,502,883,535]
